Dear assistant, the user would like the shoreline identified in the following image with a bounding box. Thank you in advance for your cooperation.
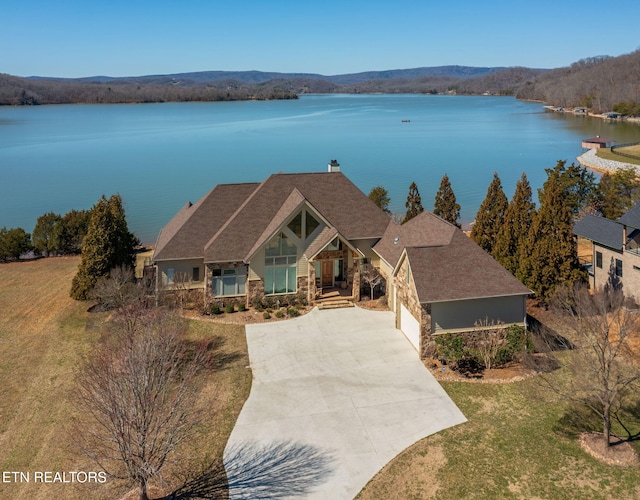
[577,149,639,175]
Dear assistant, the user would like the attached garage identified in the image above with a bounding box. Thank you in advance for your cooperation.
[399,303,420,351]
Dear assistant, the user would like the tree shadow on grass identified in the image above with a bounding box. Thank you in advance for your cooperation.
[555,399,640,444]
[183,335,245,372]
[163,440,336,499]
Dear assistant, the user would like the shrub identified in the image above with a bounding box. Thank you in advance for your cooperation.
[250,295,264,311]
[287,307,299,317]
[263,312,271,320]
[210,303,221,315]
[295,290,308,306]
[435,333,468,366]
[224,303,235,314]
[262,296,278,309]
[275,310,284,318]
[238,303,246,312]
[496,324,531,364]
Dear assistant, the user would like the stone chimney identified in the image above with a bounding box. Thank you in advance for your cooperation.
[328,159,340,173]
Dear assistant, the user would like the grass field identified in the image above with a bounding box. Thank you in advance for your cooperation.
[358,377,640,499]
[0,257,251,499]
[596,145,640,166]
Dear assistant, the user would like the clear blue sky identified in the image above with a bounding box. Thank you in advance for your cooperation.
[2,0,639,78]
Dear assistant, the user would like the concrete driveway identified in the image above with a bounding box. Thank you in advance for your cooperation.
[224,307,466,499]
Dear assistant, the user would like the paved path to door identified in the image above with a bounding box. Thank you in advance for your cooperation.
[224,307,466,499]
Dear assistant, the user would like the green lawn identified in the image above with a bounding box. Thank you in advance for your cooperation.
[358,376,640,499]
[596,146,640,166]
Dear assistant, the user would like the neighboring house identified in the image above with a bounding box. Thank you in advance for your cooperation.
[153,166,530,358]
[574,203,640,301]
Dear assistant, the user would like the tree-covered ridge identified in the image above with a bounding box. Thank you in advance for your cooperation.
[516,49,640,114]
[0,73,298,105]
[4,47,640,106]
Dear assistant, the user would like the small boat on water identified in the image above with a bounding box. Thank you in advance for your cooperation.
[401,119,410,123]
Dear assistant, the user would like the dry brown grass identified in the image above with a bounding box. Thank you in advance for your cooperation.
[0,257,251,499]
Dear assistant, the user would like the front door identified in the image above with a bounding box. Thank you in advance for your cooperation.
[321,260,334,287]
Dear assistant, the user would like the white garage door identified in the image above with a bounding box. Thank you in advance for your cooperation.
[400,303,420,352]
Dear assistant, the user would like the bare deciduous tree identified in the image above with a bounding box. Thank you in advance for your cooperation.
[545,283,640,452]
[74,306,209,500]
[360,264,384,301]
[473,317,506,371]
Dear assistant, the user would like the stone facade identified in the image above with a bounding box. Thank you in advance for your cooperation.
[297,275,309,302]
[247,279,265,307]
[308,264,317,303]
[395,258,432,358]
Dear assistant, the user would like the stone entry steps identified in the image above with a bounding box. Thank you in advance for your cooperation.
[317,299,355,310]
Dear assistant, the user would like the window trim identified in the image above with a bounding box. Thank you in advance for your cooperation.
[212,267,246,296]
[595,251,602,269]
[615,258,623,278]
[264,232,297,295]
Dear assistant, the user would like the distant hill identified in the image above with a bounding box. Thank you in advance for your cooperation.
[28,66,506,86]
[2,65,542,105]
[516,49,640,114]
[5,51,640,109]
[0,73,298,105]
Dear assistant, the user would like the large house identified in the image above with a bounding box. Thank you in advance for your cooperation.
[574,202,640,301]
[152,164,530,358]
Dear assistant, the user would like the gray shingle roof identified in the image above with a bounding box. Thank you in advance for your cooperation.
[373,211,456,268]
[617,202,640,230]
[154,172,390,264]
[573,214,622,250]
[153,182,260,261]
[406,231,531,303]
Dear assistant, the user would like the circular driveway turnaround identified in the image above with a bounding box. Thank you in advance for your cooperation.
[224,307,467,499]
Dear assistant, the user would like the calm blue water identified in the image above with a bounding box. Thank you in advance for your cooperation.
[1,95,639,244]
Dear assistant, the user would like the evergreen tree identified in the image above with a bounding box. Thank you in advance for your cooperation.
[32,212,63,257]
[548,160,597,216]
[493,173,536,276]
[470,172,508,254]
[0,227,32,262]
[433,174,461,228]
[402,181,424,224]
[368,185,391,214]
[56,209,91,254]
[520,167,585,301]
[596,165,640,220]
[70,195,139,300]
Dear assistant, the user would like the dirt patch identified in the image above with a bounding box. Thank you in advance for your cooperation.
[355,296,388,311]
[426,358,537,384]
[579,433,639,467]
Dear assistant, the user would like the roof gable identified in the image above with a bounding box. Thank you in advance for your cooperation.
[203,172,390,262]
[373,211,456,268]
[155,171,390,264]
[153,182,260,261]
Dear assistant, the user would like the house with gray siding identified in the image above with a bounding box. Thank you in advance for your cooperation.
[574,203,640,301]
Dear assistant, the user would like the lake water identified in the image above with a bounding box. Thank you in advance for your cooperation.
[1,94,639,245]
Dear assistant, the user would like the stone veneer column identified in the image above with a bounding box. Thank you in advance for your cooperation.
[308,263,316,304]
[247,279,264,307]
[297,275,308,302]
